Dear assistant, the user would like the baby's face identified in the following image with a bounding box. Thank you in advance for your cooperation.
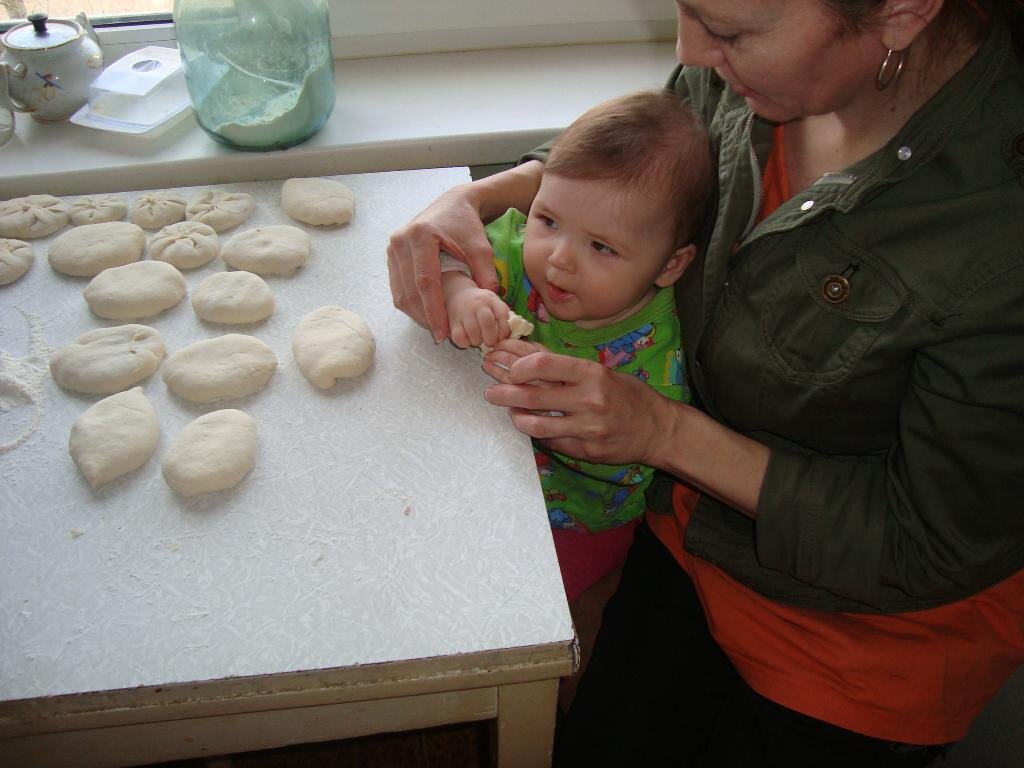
[523,173,681,329]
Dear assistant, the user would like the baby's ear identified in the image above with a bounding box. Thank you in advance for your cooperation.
[655,244,697,288]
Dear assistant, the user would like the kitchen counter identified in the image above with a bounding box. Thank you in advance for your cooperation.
[0,41,678,198]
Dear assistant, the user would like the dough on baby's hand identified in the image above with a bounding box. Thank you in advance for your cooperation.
[479,310,535,354]
[84,260,186,320]
[186,190,255,232]
[50,324,166,395]
[292,306,375,388]
[281,177,355,226]
[69,195,127,226]
[0,238,33,285]
[0,195,69,239]
[163,334,276,403]
[130,191,187,229]
[221,225,310,275]
[150,221,219,270]
[192,270,275,324]
[69,387,160,490]
[47,221,146,277]
[162,409,257,497]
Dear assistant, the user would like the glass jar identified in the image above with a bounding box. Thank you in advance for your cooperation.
[173,0,335,151]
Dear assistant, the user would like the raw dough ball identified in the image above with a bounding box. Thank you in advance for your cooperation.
[149,221,219,270]
[130,191,187,229]
[0,238,33,285]
[186,190,254,232]
[0,194,70,239]
[68,194,127,225]
[163,334,276,403]
[84,260,187,320]
[292,306,375,388]
[192,271,275,324]
[281,177,355,226]
[50,324,166,395]
[221,225,310,275]
[69,387,159,490]
[162,409,257,497]
[47,221,146,277]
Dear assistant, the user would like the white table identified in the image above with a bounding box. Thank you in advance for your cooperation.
[0,167,575,767]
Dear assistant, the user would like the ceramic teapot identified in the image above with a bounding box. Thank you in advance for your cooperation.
[0,12,104,123]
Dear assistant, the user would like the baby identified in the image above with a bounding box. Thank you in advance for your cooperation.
[442,90,713,599]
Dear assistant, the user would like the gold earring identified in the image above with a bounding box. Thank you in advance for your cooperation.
[876,48,906,90]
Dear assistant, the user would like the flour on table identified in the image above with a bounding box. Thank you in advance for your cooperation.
[221,225,310,275]
[281,177,355,226]
[0,238,33,285]
[50,324,166,395]
[69,387,159,490]
[68,195,127,226]
[0,194,69,239]
[292,306,375,389]
[47,221,146,277]
[163,334,276,403]
[162,409,257,497]
[83,260,187,320]
[186,190,255,232]
[191,270,275,325]
[129,191,187,229]
[149,221,219,270]
[0,309,51,454]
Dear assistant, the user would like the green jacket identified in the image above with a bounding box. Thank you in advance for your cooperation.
[528,20,1024,613]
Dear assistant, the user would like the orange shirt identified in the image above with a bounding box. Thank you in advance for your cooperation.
[651,125,1024,745]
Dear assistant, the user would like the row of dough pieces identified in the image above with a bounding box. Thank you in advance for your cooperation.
[0,176,355,285]
[61,309,374,496]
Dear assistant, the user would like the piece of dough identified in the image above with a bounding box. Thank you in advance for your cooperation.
[84,260,187,320]
[47,221,146,277]
[129,191,187,229]
[479,310,535,355]
[221,225,310,275]
[281,177,355,226]
[163,334,276,403]
[149,220,219,270]
[50,324,166,395]
[0,194,69,239]
[292,306,375,388]
[68,194,127,225]
[192,271,275,324]
[69,387,159,490]
[186,190,254,232]
[0,238,33,285]
[162,409,256,497]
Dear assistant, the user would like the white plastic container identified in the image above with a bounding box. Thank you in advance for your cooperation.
[70,46,193,136]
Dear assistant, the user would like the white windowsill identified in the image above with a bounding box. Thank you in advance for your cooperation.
[0,41,677,198]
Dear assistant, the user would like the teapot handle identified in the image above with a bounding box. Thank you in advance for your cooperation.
[0,62,34,114]
[76,12,101,47]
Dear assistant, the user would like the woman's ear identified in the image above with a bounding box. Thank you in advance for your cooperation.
[878,0,945,52]
[655,244,697,288]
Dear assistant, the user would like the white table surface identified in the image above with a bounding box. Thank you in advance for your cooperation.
[0,166,573,704]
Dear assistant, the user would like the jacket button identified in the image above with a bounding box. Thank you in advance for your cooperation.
[821,274,851,303]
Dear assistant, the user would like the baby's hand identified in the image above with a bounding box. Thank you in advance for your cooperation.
[448,287,512,349]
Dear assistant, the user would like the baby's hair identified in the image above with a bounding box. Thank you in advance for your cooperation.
[545,90,713,246]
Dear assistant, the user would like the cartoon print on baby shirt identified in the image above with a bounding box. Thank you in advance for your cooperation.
[604,465,647,515]
[596,323,656,369]
[665,347,684,386]
[526,281,552,324]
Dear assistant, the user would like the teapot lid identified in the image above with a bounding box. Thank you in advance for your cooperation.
[3,13,83,51]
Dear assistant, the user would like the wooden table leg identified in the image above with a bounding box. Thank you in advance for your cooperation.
[496,679,559,768]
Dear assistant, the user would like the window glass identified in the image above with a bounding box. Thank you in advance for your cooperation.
[0,2,172,24]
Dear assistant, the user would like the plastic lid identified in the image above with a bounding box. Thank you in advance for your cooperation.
[91,46,183,97]
[3,14,81,50]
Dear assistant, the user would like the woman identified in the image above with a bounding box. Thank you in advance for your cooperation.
[388,1,1024,765]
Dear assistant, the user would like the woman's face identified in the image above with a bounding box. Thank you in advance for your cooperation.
[674,0,886,122]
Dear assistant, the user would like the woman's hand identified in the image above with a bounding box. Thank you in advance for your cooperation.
[387,185,500,343]
[482,344,673,467]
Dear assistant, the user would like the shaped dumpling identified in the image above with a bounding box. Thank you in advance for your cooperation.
[186,190,254,232]
[130,191,187,229]
[68,194,128,225]
[0,238,33,285]
[47,221,145,277]
[150,220,220,270]
[50,324,166,395]
[281,177,355,226]
[69,387,160,490]
[292,306,375,388]
[0,194,69,239]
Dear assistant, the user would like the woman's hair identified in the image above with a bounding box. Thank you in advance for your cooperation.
[544,90,713,247]
[821,0,1024,53]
